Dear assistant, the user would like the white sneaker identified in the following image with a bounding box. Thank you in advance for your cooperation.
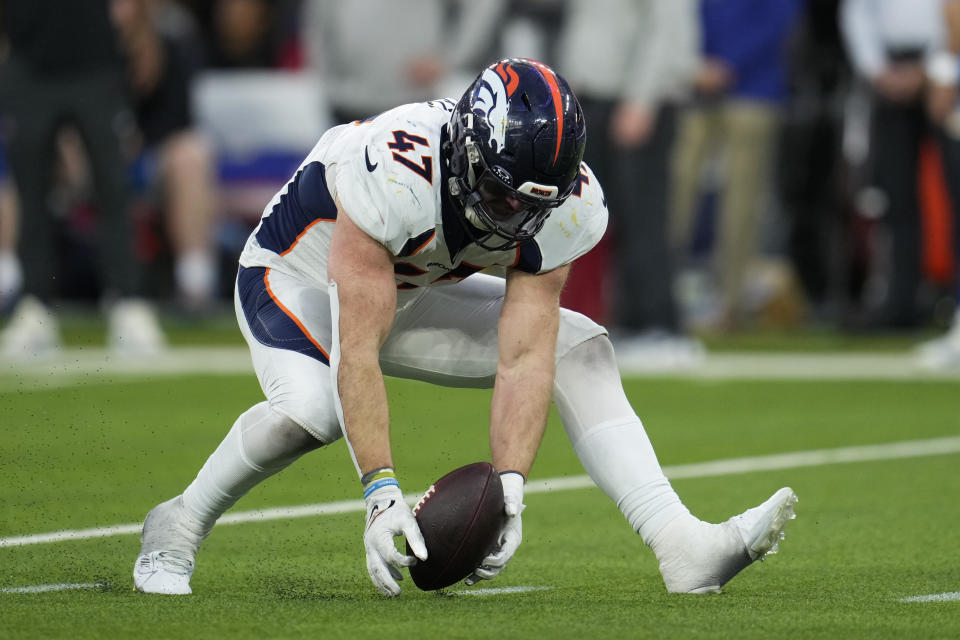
[614,330,706,373]
[133,496,211,595]
[652,487,798,594]
[108,298,167,356]
[1,295,62,358]
[915,322,960,371]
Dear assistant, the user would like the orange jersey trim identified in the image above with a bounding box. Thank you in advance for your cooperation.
[263,268,330,360]
[411,230,436,255]
[279,218,331,257]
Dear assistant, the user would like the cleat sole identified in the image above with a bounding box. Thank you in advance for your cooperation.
[746,488,798,561]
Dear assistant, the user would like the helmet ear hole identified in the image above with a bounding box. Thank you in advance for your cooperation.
[520,92,533,111]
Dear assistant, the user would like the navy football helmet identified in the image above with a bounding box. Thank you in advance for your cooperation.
[445,59,586,251]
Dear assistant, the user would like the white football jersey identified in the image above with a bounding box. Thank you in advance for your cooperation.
[239,99,608,300]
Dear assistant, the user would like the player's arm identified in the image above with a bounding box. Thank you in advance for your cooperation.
[490,263,569,476]
[327,196,427,597]
[466,263,568,586]
[327,197,397,474]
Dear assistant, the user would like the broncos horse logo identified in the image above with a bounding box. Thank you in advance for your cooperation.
[472,62,519,154]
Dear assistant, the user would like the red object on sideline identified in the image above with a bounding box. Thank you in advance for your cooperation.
[560,230,612,326]
[919,139,956,284]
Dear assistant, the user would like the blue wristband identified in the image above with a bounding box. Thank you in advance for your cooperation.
[363,477,400,498]
[362,467,399,498]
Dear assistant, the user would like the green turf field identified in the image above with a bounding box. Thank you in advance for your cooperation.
[2,358,959,638]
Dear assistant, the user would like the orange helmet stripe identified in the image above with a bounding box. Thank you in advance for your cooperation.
[495,61,520,97]
[525,59,564,166]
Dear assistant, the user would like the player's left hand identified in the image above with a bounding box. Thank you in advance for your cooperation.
[465,472,525,585]
[363,484,427,596]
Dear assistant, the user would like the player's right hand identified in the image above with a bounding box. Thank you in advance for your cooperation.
[363,483,427,596]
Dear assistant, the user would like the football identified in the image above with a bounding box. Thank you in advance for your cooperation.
[407,461,506,591]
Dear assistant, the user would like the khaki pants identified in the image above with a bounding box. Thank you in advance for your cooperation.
[670,100,780,321]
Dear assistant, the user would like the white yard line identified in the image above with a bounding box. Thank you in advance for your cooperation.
[0,583,105,594]
[2,348,960,392]
[899,591,960,603]
[3,435,959,549]
[0,347,254,391]
[451,586,554,596]
[620,352,960,380]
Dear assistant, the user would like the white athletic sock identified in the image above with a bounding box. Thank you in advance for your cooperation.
[0,251,22,301]
[175,249,216,302]
[554,336,693,544]
[181,402,318,526]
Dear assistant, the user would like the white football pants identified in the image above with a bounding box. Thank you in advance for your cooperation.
[238,269,603,444]
[182,269,688,545]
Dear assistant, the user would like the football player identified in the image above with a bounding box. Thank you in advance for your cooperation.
[133,59,797,597]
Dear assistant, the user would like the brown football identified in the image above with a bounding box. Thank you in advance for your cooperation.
[406,462,506,591]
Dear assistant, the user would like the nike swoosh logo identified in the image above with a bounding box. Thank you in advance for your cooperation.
[365,146,378,172]
[366,499,395,530]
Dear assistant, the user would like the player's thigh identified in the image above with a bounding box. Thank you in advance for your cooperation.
[379,275,502,387]
[235,266,341,444]
[380,273,606,388]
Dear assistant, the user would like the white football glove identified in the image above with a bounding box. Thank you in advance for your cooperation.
[465,471,525,585]
[363,483,428,597]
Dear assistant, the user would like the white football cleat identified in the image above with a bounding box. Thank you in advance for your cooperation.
[108,298,167,356]
[134,551,194,595]
[652,487,798,594]
[133,496,211,595]
[1,295,62,358]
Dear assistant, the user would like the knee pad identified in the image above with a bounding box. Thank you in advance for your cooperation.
[556,333,622,393]
[239,401,326,469]
[556,307,607,361]
[554,335,637,443]
[268,387,343,446]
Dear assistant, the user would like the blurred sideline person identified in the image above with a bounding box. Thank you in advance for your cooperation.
[132,59,797,598]
[301,0,506,125]
[192,0,302,69]
[556,0,706,370]
[917,0,960,369]
[776,0,852,322]
[111,0,219,312]
[0,143,22,312]
[670,0,805,332]
[0,0,165,356]
[840,0,960,329]
[494,0,567,63]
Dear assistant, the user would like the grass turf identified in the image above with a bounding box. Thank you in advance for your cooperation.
[1,371,958,639]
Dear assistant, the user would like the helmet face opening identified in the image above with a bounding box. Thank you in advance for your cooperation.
[475,174,549,222]
[445,58,586,252]
[459,141,570,248]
